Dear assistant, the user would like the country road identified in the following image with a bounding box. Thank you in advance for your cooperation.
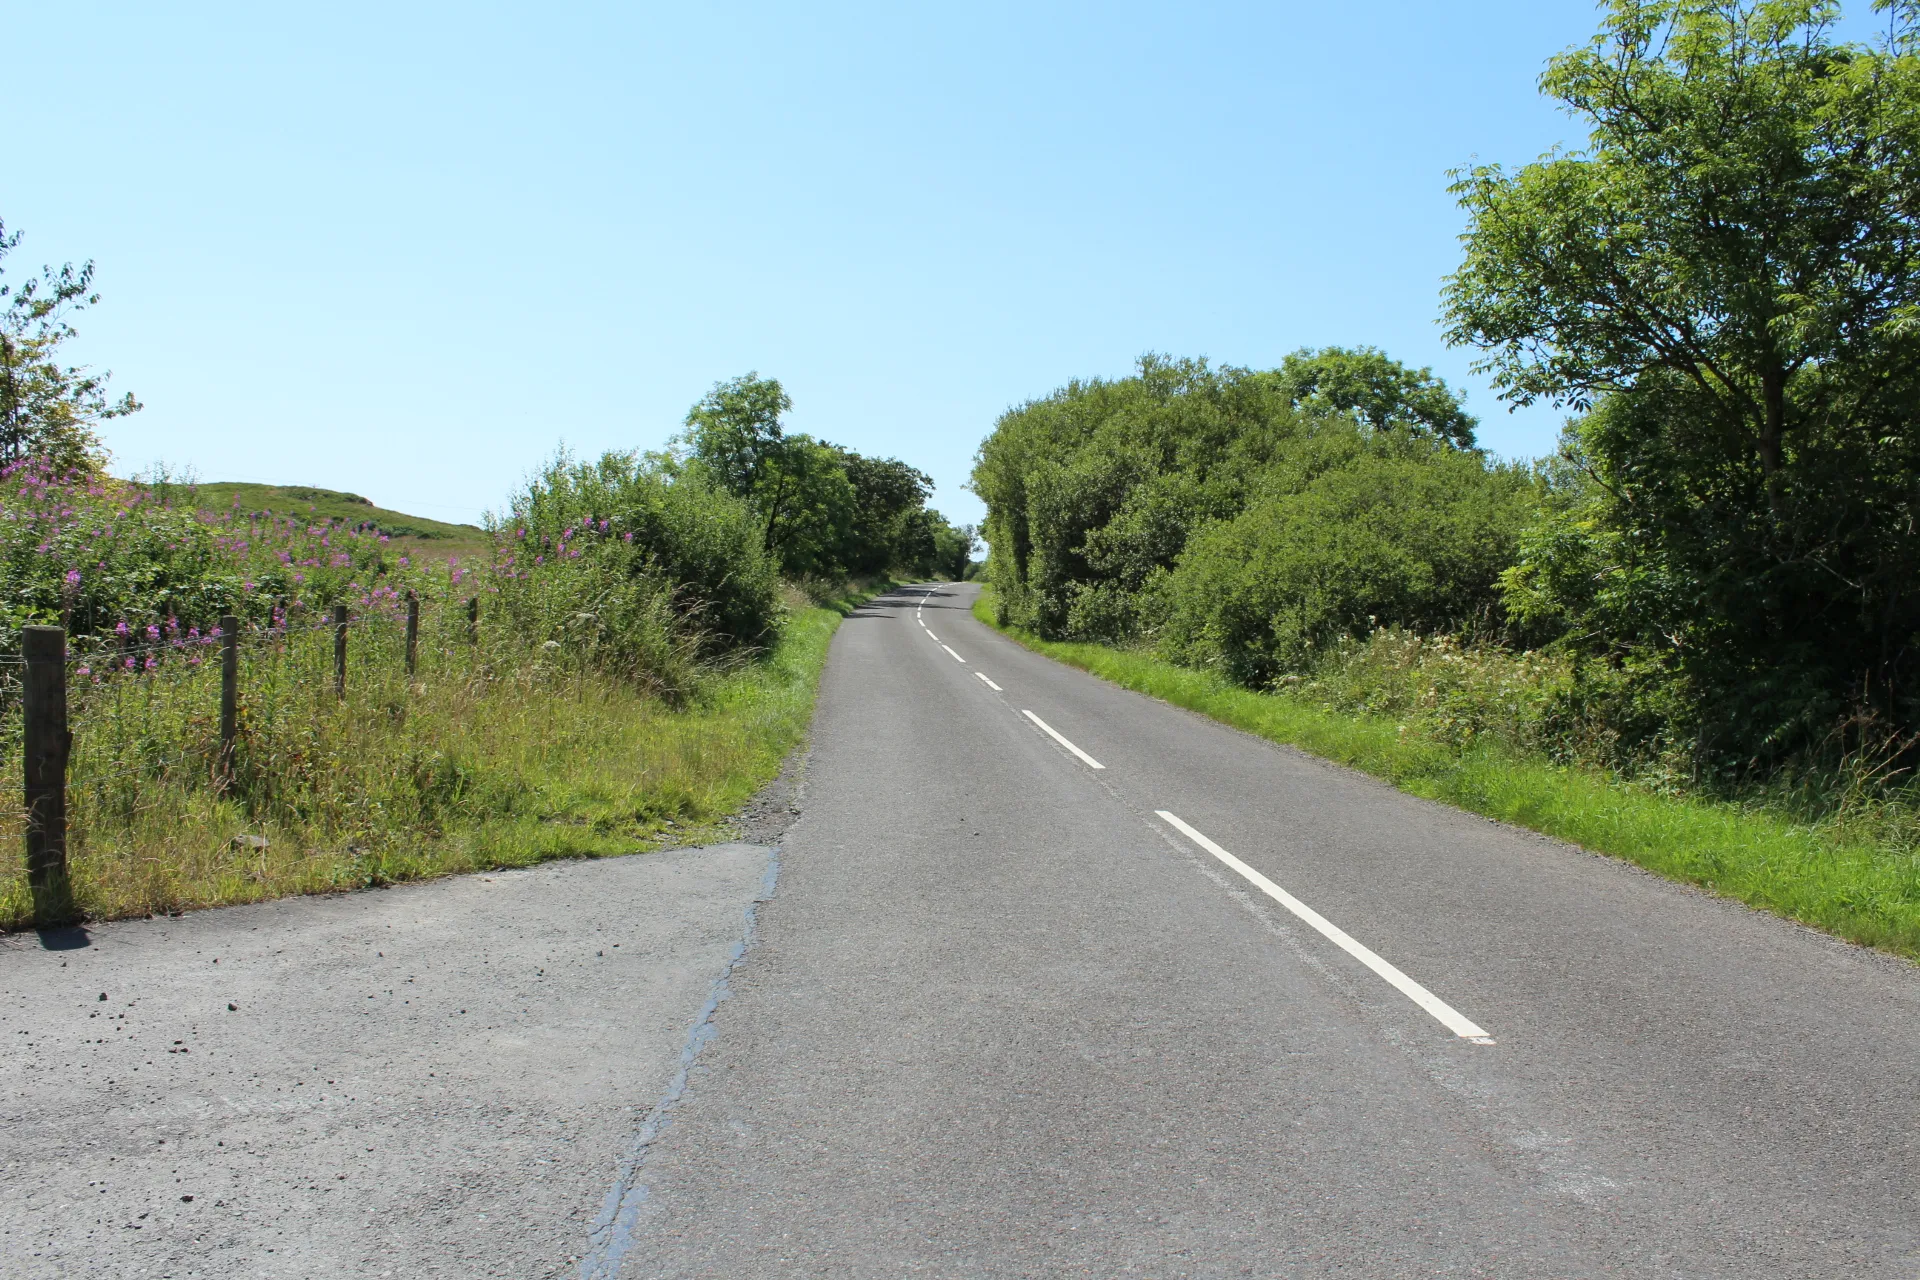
[8,581,1920,1277]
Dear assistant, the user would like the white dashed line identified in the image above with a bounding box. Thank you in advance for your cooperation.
[975,672,1002,692]
[1155,810,1494,1044]
[941,644,965,663]
[1021,711,1105,770]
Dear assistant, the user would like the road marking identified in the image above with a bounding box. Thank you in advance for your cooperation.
[1155,810,1494,1044]
[941,644,966,663]
[975,672,1002,691]
[924,628,938,641]
[1021,710,1105,770]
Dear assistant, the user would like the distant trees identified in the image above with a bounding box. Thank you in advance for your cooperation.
[0,219,138,472]
[678,372,969,581]
[1444,0,1920,766]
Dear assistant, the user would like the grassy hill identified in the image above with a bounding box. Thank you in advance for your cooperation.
[188,482,491,556]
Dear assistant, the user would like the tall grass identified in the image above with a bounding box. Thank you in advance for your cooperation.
[975,587,1920,959]
[0,594,862,930]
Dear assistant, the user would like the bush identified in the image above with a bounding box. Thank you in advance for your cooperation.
[1156,433,1536,685]
[499,451,782,664]
[972,351,1484,643]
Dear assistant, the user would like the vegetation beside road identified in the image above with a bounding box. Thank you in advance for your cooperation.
[0,584,872,930]
[0,240,960,927]
[971,3,1920,956]
[976,585,1920,959]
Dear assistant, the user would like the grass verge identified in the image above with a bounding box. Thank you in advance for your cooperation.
[0,587,878,931]
[974,586,1920,960]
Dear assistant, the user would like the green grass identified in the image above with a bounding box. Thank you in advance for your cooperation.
[974,587,1920,960]
[186,481,489,554]
[0,588,875,930]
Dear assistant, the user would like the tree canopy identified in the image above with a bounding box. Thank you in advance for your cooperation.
[0,219,138,471]
[677,373,967,580]
[1446,0,1920,765]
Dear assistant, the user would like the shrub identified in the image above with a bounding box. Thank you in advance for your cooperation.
[1156,433,1535,685]
[499,451,782,662]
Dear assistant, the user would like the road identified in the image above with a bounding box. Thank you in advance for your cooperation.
[6,581,1920,1277]
[611,583,1920,1278]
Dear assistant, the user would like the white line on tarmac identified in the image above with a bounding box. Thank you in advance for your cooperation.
[941,644,966,663]
[975,672,1002,692]
[925,630,938,641]
[1021,711,1105,770]
[1155,810,1493,1044]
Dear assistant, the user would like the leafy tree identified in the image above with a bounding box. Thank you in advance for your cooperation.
[758,438,859,576]
[679,373,954,579]
[1443,0,1920,764]
[1271,346,1478,448]
[682,372,791,501]
[0,220,139,471]
[835,450,933,575]
[936,521,978,579]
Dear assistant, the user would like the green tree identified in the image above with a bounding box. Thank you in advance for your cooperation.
[682,372,791,501]
[1443,0,1920,764]
[758,438,858,576]
[0,220,139,471]
[835,451,933,574]
[679,372,953,579]
[1272,347,1477,448]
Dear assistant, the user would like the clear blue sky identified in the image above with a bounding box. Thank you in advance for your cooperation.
[12,1,1621,526]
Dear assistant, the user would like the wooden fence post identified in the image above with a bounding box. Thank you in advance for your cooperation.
[405,591,419,676]
[465,597,479,644]
[333,604,349,699]
[218,614,239,789]
[22,626,75,926]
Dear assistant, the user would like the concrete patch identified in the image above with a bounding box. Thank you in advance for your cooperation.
[0,845,771,1279]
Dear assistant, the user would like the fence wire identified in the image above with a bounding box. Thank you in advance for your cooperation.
[3,598,493,865]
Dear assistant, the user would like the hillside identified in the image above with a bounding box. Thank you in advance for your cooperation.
[188,482,490,555]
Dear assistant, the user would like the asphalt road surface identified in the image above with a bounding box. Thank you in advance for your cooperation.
[612,583,1920,1278]
[6,581,1920,1278]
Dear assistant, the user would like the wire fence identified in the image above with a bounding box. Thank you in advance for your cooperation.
[1,594,489,923]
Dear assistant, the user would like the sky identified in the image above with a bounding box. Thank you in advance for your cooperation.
[8,1,1631,527]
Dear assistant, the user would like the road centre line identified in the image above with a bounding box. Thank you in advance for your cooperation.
[941,644,966,663]
[975,672,1002,691]
[1021,710,1105,770]
[1155,810,1494,1044]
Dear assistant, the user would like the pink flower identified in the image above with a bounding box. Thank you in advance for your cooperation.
[64,568,81,587]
